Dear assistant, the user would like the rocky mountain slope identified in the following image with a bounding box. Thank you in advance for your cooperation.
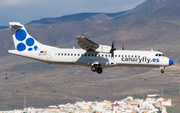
[0,0,180,110]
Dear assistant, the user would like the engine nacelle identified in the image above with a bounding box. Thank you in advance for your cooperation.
[95,45,111,53]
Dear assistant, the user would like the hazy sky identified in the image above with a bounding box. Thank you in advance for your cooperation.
[0,0,146,26]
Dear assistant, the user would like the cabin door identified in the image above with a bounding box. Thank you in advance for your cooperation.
[47,52,52,61]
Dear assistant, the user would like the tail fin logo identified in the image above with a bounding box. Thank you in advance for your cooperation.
[15,29,38,51]
[15,29,27,41]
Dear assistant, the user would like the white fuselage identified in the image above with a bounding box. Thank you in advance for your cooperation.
[9,47,171,69]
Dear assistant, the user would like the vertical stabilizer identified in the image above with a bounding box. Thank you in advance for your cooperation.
[9,22,42,52]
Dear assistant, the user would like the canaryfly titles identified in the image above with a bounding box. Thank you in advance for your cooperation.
[121,56,159,64]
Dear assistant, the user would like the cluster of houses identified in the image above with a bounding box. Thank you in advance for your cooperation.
[0,94,171,113]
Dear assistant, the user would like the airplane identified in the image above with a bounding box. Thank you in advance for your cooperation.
[8,22,174,74]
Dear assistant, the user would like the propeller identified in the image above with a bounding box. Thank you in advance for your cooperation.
[110,40,116,58]
[122,43,125,50]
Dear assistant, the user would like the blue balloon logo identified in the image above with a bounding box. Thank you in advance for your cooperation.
[17,43,26,51]
[15,29,27,41]
[26,38,35,46]
[15,29,38,52]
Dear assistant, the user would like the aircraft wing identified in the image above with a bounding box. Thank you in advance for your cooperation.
[75,36,99,51]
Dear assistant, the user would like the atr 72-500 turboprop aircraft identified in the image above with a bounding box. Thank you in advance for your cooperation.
[8,22,173,74]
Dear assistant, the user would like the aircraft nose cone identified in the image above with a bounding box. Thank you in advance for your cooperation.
[169,59,173,65]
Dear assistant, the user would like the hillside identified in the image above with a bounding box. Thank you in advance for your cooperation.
[27,11,128,25]
[27,13,101,25]
[0,0,180,110]
[0,56,179,110]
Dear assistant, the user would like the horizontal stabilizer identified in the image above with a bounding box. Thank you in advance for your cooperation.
[8,22,23,29]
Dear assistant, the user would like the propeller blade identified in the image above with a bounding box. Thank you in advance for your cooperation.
[122,43,125,50]
[111,52,114,58]
[110,40,116,58]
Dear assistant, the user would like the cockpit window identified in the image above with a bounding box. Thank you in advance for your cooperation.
[155,53,165,57]
[162,54,165,57]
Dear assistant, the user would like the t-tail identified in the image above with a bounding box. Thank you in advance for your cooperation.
[8,22,43,52]
[8,22,58,61]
